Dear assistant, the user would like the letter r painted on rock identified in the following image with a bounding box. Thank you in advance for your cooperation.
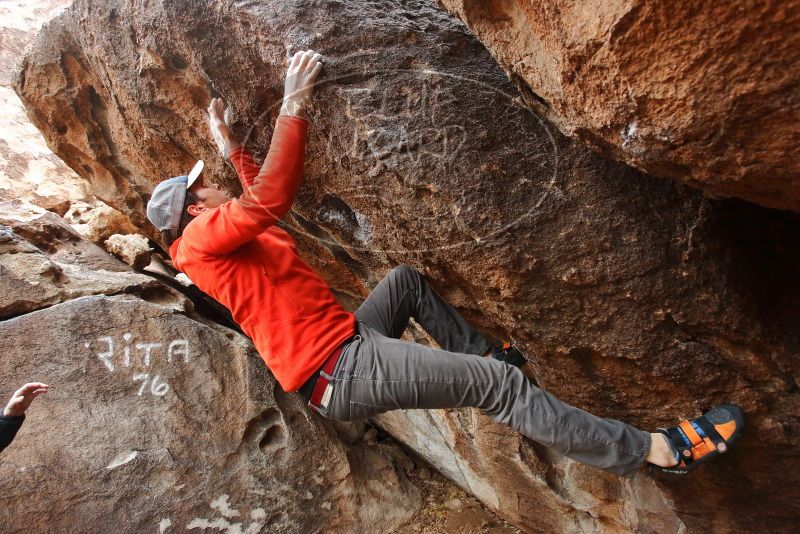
[96,336,115,372]
[167,340,190,363]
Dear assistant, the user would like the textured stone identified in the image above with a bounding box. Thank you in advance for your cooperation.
[0,201,155,319]
[0,200,130,272]
[14,1,800,532]
[0,0,76,211]
[0,0,137,247]
[438,0,800,211]
[0,294,422,533]
[64,200,141,245]
[104,233,153,270]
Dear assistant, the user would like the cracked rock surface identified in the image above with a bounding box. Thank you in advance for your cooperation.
[12,0,800,532]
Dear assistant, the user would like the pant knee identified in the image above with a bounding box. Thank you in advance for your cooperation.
[483,365,525,416]
[388,264,423,293]
[389,264,419,280]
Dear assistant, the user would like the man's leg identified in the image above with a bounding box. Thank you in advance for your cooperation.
[324,322,651,476]
[354,264,493,355]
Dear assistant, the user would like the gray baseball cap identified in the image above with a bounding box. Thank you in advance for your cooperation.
[146,160,204,239]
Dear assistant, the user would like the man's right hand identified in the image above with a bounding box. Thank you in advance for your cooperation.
[3,382,49,417]
[208,97,241,157]
[281,49,324,120]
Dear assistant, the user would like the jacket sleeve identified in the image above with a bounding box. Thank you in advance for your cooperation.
[0,414,24,453]
[228,146,261,191]
[185,115,310,256]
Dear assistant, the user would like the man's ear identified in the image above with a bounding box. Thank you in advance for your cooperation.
[187,203,205,217]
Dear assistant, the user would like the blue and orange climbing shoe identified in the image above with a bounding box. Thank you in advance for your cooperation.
[652,404,745,474]
[491,342,527,368]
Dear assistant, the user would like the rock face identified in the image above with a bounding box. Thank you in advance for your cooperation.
[0,0,138,246]
[0,201,153,318]
[0,0,79,215]
[438,0,800,211]
[0,203,427,533]
[14,0,800,533]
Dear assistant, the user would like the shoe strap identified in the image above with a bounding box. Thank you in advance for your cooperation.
[692,415,725,447]
[664,426,695,466]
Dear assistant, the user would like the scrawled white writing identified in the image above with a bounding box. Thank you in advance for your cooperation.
[133,373,170,396]
[84,334,190,397]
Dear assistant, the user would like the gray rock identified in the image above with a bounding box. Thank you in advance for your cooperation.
[13,0,800,532]
[0,293,422,533]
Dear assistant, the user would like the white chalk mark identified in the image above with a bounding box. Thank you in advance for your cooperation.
[106,450,138,469]
[132,373,170,396]
[96,336,115,372]
[188,497,268,533]
[210,495,240,519]
[167,340,190,363]
[133,373,150,396]
[150,375,169,396]
[186,518,239,532]
[244,508,267,534]
[88,334,186,397]
[158,518,172,533]
[136,342,162,366]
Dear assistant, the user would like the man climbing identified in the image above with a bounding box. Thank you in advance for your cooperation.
[146,49,743,476]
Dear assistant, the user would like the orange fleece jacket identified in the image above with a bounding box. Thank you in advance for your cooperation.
[170,115,356,391]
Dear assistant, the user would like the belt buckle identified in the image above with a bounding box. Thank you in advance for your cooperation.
[319,381,333,408]
[308,371,335,413]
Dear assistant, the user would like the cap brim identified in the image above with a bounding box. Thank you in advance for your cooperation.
[187,160,204,189]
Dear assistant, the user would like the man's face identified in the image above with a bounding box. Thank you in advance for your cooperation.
[188,175,231,213]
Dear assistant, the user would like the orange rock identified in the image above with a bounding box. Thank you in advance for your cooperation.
[439,0,800,210]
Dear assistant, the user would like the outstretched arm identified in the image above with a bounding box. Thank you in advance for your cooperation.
[186,50,323,256]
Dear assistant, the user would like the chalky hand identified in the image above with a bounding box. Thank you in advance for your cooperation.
[281,49,324,120]
[207,97,240,158]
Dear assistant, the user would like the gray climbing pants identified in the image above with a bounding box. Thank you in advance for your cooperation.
[318,265,651,476]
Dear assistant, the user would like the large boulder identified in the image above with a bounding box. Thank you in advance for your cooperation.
[0,294,424,533]
[0,1,81,215]
[438,0,800,211]
[0,206,430,533]
[14,0,800,532]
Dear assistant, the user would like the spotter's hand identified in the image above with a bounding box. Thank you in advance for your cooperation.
[3,382,49,417]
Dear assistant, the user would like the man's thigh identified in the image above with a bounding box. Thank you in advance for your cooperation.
[326,322,505,421]
[354,265,418,338]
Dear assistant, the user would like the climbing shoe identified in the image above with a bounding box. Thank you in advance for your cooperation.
[651,404,745,474]
[491,342,527,368]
